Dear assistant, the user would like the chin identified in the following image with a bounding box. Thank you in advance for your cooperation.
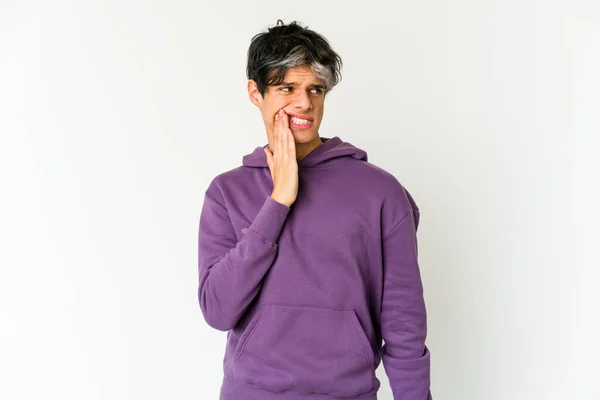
[291,129,316,141]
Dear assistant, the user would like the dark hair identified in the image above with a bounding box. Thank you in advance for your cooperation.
[246,19,343,97]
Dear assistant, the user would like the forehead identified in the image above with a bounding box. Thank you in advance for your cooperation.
[281,66,323,85]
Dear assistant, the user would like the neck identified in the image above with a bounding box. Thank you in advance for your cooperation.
[295,136,322,161]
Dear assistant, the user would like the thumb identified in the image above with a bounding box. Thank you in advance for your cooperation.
[263,148,274,178]
[264,148,272,167]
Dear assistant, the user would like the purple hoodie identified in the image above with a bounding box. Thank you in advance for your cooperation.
[198,136,432,400]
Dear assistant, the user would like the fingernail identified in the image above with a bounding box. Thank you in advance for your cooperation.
[275,113,279,120]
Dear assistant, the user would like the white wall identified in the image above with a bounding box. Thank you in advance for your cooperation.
[1,1,598,399]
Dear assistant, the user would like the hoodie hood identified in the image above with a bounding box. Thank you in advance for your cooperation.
[242,136,368,168]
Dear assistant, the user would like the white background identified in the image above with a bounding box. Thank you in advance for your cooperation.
[1,1,599,399]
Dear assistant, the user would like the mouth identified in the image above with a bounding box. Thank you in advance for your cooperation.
[289,118,314,130]
[285,113,314,130]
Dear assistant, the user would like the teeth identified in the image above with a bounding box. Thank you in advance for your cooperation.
[291,117,310,124]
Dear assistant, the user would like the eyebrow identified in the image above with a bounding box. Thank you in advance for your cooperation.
[280,81,326,89]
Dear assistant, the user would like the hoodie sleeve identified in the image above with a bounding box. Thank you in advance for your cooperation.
[197,177,290,331]
[380,193,433,400]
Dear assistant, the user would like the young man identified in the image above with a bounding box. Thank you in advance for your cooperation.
[198,20,433,400]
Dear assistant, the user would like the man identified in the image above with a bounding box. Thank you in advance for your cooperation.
[198,19,433,400]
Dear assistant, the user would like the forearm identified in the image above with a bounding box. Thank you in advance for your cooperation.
[198,194,290,331]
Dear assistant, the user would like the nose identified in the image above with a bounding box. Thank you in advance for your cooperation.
[292,89,313,111]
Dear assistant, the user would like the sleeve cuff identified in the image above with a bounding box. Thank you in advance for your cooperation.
[246,195,291,245]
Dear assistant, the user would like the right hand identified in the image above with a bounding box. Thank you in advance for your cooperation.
[264,109,298,208]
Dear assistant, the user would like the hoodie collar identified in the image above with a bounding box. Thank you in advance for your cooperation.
[242,136,368,168]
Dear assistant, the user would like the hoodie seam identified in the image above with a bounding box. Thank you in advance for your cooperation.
[382,210,412,240]
[243,227,278,247]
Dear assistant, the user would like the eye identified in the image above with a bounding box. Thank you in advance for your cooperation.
[311,88,323,94]
[279,87,292,92]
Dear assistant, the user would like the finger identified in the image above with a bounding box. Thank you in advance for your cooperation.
[277,109,284,160]
[288,126,295,155]
[273,110,282,160]
[281,111,290,161]
[271,112,279,153]
[282,108,290,134]
[282,110,291,159]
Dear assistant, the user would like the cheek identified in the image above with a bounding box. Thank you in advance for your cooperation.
[317,109,324,120]
[265,109,276,123]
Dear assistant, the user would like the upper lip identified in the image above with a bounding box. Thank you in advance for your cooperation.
[286,112,314,122]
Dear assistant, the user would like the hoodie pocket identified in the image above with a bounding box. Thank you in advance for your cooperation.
[232,303,376,397]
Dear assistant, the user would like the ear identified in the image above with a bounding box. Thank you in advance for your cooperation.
[247,79,263,107]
